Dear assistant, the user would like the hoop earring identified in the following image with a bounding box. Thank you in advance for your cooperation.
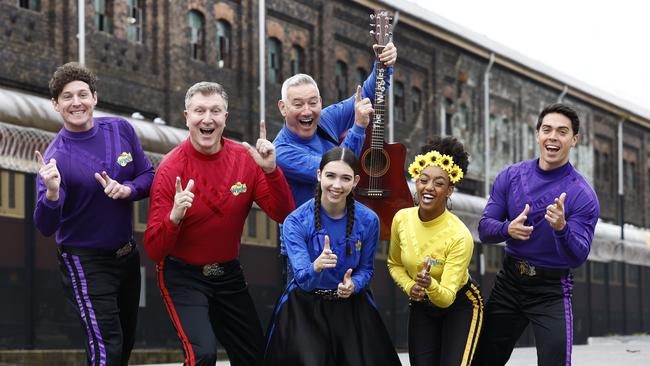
[446,196,452,211]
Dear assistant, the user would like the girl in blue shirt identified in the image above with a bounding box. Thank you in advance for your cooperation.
[264,147,400,366]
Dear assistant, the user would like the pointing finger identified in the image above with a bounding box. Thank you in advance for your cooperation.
[355,85,362,102]
[94,172,107,187]
[175,176,182,193]
[101,171,112,183]
[557,192,566,210]
[184,179,195,192]
[35,150,45,167]
[259,120,267,141]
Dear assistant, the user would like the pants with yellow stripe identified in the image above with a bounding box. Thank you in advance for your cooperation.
[408,279,483,366]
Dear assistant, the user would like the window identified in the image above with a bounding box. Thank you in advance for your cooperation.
[590,261,605,284]
[354,67,367,88]
[95,0,113,33]
[626,265,639,287]
[609,261,622,285]
[0,170,25,219]
[18,0,40,10]
[393,81,404,124]
[411,87,422,117]
[289,45,304,75]
[335,61,348,100]
[127,0,144,43]
[241,206,277,247]
[133,198,149,232]
[624,160,637,191]
[268,38,282,83]
[189,10,205,60]
[216,20,231,68]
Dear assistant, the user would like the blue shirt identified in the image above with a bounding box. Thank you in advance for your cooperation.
[283,199,380,293]
[274,63,393,207]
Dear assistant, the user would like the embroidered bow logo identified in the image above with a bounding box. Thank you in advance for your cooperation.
[117,152,133,167]
[230,182,247,196]
[355,241,362,252]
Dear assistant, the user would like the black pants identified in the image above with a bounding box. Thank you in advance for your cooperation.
[472,256,574,366]
[408,280,483,366]
[158,257,264,366]
[58,246,141,366]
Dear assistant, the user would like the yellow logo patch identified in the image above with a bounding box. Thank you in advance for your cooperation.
[230,182,247,196]
[355,241,362,252]
[117,152,133,167]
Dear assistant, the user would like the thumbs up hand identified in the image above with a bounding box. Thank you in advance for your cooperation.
[169,176,195,225]
[545,192,567,231]
[508,204,534,240]
[242,120,276,173]
[313,235,338,273]
[337,268,355,298]
[353,85,373,129]
[415,258,432,289]
[35,150,61,201]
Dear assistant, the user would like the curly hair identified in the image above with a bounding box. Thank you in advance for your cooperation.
[419,136,470,184]
[49,62,98,100]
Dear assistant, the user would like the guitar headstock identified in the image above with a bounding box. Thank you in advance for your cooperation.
[369,9,393,46]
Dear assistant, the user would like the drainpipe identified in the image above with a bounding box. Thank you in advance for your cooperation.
[558,85,569,102]
[258,0,266,123]
[617,117,625,239]
[78,0,85,65]
[388,10,399,143]
[483,53,496,198]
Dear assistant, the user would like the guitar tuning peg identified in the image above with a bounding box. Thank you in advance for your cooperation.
[370,14,375,20]
[369,30,375,35]
[370,23,375,27]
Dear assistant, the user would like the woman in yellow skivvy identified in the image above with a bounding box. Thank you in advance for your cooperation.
[388,136,483,366]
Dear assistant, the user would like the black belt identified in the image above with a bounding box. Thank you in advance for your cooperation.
[504,255,568,279]
[167,256,240,278]
[59,241,135,259]
[312,289,340,301]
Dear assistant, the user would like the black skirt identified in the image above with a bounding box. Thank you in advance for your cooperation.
[264,283,402,366]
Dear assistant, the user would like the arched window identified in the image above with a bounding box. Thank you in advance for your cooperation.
[354,67,367,88]
[290,45,304,75]
[411,87,422,117]
[335,61,348,100]
[189,10,205,60]
[95,0,113,33]
[393,81,404,124]
[127,0,144,43]
[216,20,231,68]
[268,38,282,83]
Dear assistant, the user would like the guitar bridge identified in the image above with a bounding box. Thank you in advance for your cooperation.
[356,188,391,198]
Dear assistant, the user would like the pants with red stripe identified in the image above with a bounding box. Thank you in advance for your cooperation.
[157,257,264,366]
[58,248,141,366]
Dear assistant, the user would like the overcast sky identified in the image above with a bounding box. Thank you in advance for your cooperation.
[406,0,650,113]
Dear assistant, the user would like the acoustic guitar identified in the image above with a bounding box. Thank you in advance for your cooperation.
[356,10,413,240]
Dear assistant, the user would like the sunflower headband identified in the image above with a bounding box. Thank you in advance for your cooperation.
[407,150,464,184]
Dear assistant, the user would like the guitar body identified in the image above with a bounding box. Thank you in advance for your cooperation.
[356,137,413,240]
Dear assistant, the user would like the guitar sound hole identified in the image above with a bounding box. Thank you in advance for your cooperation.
[362,149,390,177]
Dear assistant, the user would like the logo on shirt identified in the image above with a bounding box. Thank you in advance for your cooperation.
[230,182,247,196]
[355,241,362,252]
[117,152,133,167]
[428,257,444,267]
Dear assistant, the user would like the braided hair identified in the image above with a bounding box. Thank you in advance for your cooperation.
[314,147,360,256]
[419,136,470,186]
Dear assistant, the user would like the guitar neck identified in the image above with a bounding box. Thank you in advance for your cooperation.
[371,61,388,149]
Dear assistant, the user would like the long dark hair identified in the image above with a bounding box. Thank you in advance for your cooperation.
[314,147,359,256]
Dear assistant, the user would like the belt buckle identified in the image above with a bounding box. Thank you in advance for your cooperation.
[202,263,225,277]
[517,261,536,276]
[115,242,133,258]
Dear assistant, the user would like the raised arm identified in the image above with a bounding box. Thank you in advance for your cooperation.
[33,150,65,237]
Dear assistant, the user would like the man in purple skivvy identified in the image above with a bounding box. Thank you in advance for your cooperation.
[472,103,600,366]
[33,62,154,366]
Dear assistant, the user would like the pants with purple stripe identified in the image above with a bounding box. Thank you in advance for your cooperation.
[58,247,141,366]
[472,256,573,366]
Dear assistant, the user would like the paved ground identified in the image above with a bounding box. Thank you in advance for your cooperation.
[137,335,650,366]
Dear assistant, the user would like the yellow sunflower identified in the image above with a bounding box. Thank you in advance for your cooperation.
[414,154,427,167]
[439,154,454,173]
[448,165,464,184]
[425,150,442,166]
[408,162,422,180]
